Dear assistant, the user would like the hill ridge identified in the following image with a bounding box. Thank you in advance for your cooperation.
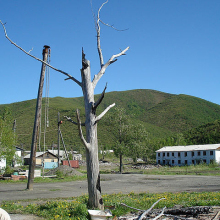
[0,89,219,151]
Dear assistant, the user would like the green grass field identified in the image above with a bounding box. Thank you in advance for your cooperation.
[1,191,220,219]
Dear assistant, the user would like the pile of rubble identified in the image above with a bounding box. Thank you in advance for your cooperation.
[44,165,83,177]
[118,206,220,220]
[131,164,162,170]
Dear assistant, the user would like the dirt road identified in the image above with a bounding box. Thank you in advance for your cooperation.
[1,174,220,203]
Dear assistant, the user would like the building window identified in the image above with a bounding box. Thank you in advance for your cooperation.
[198,151,201,156]
[163,160,165,165]
[192,160,195,164]
[203,151,206,156]
[185,160,187,165]
[192,152,194,157]
[167,152,170,157]
[203,159,206,163]
[178,152,181,157]
[158,153,160,157]
[185,152,187,157]
[163,153,165,157]
[178,160,181,164]
[172,152,174,157]
[158,160,160,164]
[210,151,213,156]
[172,160,174,164]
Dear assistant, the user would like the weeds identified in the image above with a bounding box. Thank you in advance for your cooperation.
[1,192,220,219]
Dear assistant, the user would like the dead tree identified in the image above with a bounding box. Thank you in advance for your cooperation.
[0,0,129,209]
[65,1,129,209]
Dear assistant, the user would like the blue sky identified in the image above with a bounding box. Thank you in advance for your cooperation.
[0,0,220,105]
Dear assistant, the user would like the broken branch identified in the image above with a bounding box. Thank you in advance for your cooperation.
[95,103,115,123]
[120,203,143,212]
[96,0,109,66]
[64,115,85,126]
[93,0,129,87]
[153,207,166,220]
[137,198,166,220]
[0,20,82,87]
[92,46,129,88]
[76,109,89,149]
[93,83,107,110]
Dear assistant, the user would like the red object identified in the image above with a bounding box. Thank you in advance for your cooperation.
[62,160,79,168]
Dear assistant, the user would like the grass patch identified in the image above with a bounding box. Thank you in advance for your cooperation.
[0,175,87,184]
[49,189,61,191]
[120,163,220,176]
[33,175,87,183]
[143,164,220,176]
[1,191,220,219]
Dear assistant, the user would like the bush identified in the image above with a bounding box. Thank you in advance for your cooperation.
[55,170,65,178]
[4,166,14,175]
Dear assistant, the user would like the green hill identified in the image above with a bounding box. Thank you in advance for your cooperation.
[184,119,220,145]
[0,89,220,152]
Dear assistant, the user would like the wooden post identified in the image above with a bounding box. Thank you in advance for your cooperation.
[27,45,50,190]
[59,128,71,167]
[119,154,123,173]
[58,112,60,167]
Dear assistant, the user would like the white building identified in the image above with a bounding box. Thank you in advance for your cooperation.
[156,144,220,166]
[0,158,6,172]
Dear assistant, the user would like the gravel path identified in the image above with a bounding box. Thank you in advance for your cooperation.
[1,174,220,203]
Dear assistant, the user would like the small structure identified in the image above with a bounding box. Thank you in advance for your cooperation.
[156,143,220,166]
[72,153,82,161]
[25,169,41,178]
[48,149,67,161]
[24,150,58,168]
[62,160,79,168]
[13,146,24,167]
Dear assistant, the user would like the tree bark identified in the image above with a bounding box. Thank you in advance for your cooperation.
[80,51,103,209]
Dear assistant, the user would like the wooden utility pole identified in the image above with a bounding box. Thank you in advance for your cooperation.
[27,45,50,190]
[59,128,71,167]
[58,112,60,167]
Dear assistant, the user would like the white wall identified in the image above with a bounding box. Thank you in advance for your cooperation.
[157,149,217,166]
[0,158,6,171]
[14,151,22,167]
[215,150,220,164]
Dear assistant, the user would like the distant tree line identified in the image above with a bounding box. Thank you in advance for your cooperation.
[106,107,220,164]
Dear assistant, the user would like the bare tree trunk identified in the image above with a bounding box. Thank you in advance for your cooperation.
[81,51,103,209]
[119,154,123,173]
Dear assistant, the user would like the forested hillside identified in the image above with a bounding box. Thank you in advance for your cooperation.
[0,89,220,153]
[184,120,220,145]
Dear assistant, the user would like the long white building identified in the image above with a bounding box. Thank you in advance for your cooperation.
[156,144,220,166]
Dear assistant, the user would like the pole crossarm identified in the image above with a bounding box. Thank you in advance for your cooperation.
[0,20,82,87]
